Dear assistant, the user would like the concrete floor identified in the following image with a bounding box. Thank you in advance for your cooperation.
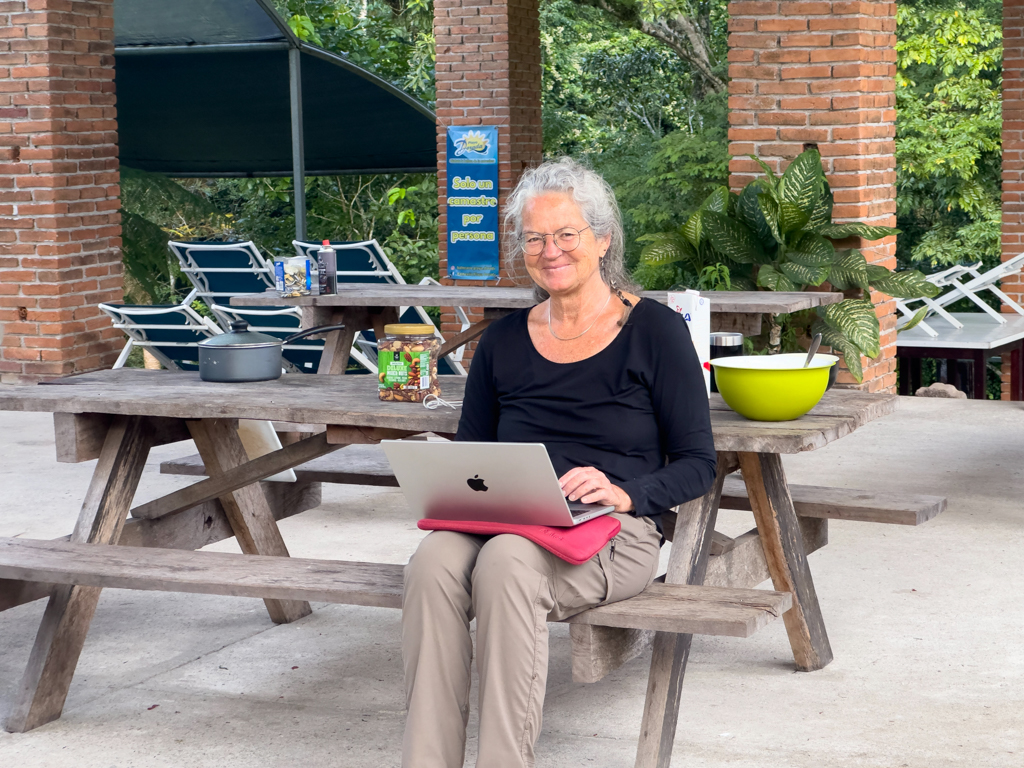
[0,397,1021,767]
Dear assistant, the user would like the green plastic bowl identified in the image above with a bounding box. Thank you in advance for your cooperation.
[710,353,839,422]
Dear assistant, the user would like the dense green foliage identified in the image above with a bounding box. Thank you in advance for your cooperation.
[118,0,1004,337]
[640,148,940,380]
[895,0,1002,272]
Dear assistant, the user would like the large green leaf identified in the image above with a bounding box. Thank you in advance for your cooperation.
[817,223,901,241]
[865,264,892,283]
[828,249,870,290]
[813,319,864,382]
[640,231,697,267]
[703,211,765,264]
[757,194,783,244]
[756,263,798,291]
[788,232,835,267]
[779,201,810,234]
[736,181,775,248]
[778,149,824,214]
[822,298,881,358]
[870,269,942,299]
[748,155,780,194]
[780,261,830,286]
[897,306,929,333]
[806,180,834,232]
[681,210,704,249]
[700,186,731,214]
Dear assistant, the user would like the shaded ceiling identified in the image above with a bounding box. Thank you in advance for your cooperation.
[114,0,436,176]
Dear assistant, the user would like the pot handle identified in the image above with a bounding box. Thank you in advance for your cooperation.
[282,324,348,344]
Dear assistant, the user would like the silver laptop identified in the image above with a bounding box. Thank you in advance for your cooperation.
[381,441,615,527]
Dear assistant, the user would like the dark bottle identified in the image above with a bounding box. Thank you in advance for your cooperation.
[317,240,337,295]
[710,332,744,393]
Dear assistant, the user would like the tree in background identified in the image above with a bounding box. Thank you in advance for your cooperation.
[895,0,1002,273]
[540,0,730,289]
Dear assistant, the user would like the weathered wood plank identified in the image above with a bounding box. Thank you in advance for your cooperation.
[720,476,945,525]
[53,413,192,464]
[568,582,790,638]
[0,482,322,615]
[0,538,405,608]
[704,518,828,589]
[739,451,833,672]
[6,415,151,734]
[187,419,312,625]
[161,445,401,487]
[0,370,896,455]
[131,432,339,520]
[634,454,729,768]
[437,319,493,359]
[325,425,421,445]
[232,286,842,314]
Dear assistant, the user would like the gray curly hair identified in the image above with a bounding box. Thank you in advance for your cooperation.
[503,157,638,300]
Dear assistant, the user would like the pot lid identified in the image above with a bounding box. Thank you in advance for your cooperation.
[199,320,281,348]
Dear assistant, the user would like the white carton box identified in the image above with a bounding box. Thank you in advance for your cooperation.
[667,290,711,396]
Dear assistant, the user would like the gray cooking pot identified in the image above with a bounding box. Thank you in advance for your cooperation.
[198,320,346,382]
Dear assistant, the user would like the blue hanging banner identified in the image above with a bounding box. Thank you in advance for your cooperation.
[446,126,499,281]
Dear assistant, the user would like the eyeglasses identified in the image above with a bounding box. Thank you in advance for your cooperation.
[520,226,591,256]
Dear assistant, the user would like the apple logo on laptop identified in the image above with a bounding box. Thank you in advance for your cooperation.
[467,475,488,492]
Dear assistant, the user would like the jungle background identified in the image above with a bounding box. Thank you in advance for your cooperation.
[119,0,1004,389]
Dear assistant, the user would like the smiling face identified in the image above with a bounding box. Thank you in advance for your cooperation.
[520,191,611,298]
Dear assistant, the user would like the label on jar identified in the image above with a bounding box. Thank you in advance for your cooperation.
[380,348,431,390]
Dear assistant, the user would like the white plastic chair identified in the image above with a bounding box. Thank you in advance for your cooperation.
[896,256,1024,337]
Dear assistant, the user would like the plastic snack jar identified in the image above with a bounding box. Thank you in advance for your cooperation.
[378,324,441,402]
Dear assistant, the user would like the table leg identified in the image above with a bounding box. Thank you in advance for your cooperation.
[738,452,832,671]
[1013,346,1022,401]
[974,350,987,400]
[634,453,732,768]
[316,308,358,375]
[6,416,151,733]
[187,419,311,624]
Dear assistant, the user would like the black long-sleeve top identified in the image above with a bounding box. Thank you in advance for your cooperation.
[454,297,718,529]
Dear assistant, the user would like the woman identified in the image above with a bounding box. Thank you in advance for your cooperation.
[402,157,717,767]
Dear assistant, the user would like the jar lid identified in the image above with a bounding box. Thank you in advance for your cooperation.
[710,332,744,347]
[384,324,435,336]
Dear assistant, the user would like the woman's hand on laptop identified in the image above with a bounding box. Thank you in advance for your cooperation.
[559,467,634,512]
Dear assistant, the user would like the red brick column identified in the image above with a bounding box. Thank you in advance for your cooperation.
[1002,0,1024,399]
[727,0,898,392]
[434,0,543,360]
[0,0,123,384]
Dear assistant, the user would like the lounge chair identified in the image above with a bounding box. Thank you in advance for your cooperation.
[169,239,369,374]
[99,297,222,371]
[896,255,1024,337]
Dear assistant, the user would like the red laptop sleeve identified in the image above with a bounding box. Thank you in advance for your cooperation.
[417,515,621,566]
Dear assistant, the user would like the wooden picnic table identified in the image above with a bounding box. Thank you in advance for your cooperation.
[0,368,897,764]
[232,286,843,374]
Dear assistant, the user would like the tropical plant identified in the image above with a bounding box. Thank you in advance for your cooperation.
[640,148,942,381]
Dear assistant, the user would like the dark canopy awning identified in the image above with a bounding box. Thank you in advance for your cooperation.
[114,0,437,177]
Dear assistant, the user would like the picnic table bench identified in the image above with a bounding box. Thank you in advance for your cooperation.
[0,369,925,767]
[232,285,844,373]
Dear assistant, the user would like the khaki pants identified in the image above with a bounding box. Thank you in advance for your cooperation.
[401,513,662,768]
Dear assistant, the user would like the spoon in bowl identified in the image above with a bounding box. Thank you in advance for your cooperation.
[804,333,822,368]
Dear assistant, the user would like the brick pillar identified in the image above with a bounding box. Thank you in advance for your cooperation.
[1002,0,1024,399]
[727,1,898,392]
[0,0,123,384]
[434,0,543,361]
